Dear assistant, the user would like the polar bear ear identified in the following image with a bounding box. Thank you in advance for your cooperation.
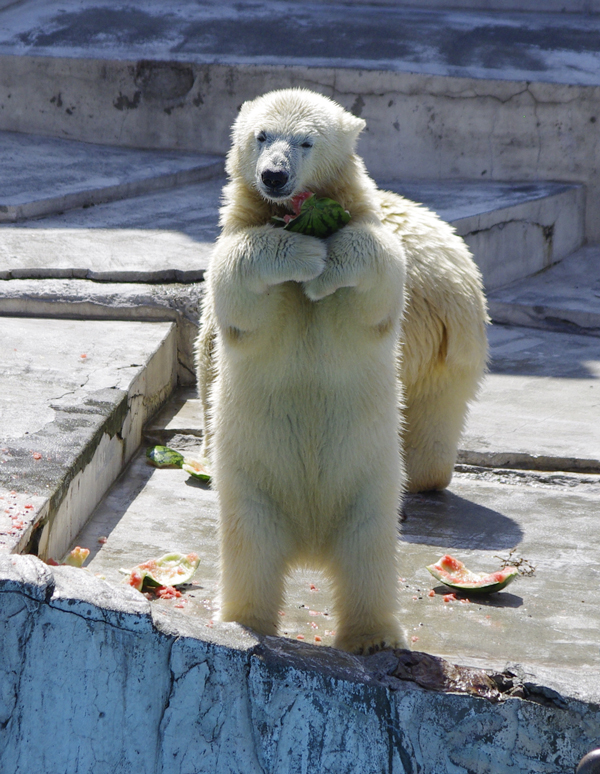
[341,111,366,141]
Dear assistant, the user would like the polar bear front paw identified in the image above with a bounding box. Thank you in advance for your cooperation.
[281,232,328,283]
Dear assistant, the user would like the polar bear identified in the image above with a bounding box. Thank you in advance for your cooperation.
[196,89,488,653]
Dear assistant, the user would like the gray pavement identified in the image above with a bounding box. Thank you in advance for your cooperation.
[1,0,599,86]
[462,324,600,473]
[74,431,600,705]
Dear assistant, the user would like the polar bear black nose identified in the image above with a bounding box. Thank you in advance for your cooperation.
[261,169,289,190]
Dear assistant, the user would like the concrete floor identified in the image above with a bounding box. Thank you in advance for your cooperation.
[71,319,600,705]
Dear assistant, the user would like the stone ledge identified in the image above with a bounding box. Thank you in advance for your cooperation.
[0,318,177,560]
[1,553,598,774]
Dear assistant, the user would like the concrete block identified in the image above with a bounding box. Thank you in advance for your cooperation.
[460,323,600,473]
[71,441,600,704]
[0,278,205,384]
[0,130,223,222]
[0,318,177,560]
[488,242,600,335]
[0,177,222,283]
[383,180,585,290]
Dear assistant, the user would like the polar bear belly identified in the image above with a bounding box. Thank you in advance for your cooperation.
[212,284,402,530]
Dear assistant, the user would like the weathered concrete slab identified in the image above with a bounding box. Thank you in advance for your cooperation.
[384,180,584,289]
[0,130,223,222]
[0,178,222,282]
[0,5,599,247]
[0,317,177,559]
[71,446,600,706]
[1,1,600,86]
[3,552,598,774]
[0,278,204,384]
[488,242,600,336]
[0,176,582,291]
[461,324,600,473]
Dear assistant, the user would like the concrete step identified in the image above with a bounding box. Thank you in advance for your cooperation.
[460,323,600,473]
[488,242,600,336]
[0,317,177,562]
[0,130,223,223]
[0,1,598,242]
[0,173,583,292]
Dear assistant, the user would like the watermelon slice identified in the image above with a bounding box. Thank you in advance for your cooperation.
[146,445,211,482]
[146,445,184,468]
[272,192,350,238]
[426,554,518,594]
[121,552,200,592]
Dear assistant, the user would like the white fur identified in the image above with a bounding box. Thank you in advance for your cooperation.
[196,88,488,653]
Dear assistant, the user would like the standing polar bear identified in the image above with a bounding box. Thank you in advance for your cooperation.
[197,89,488,654]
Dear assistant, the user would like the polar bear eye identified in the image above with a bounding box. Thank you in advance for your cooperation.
[301,140,313,149]
[257,131,267,143]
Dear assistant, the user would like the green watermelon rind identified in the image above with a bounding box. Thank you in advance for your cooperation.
[272,195,350,239]
[121,552,200,590]
[146,445,185,468]
[426,563,519,595]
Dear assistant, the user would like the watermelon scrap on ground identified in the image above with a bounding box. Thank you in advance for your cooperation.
[426,554,519,594]
[120,552,200,592]
[146,445,211,482]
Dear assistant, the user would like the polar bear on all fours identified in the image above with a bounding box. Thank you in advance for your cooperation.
[196,88,488,654]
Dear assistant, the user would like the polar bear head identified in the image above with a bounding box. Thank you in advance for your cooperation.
[226,89,367,204]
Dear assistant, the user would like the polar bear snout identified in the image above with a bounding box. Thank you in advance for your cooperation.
[260,168,289,193]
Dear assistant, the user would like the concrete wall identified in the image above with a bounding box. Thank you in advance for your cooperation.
[316,0,600,11]
[1,56,599,241]
[1,554,599,774]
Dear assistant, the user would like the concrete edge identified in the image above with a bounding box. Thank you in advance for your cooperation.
[1,552,599,774]
[0,157,225,223]
[0,322,178,560]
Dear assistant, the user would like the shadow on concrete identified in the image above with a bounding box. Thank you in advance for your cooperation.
[430,585,523,608]
[81,456,157,564]
[400,490,523,551]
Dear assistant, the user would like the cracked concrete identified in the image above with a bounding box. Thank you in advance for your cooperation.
[2,552,599,774]
[0,317,177,559]
[488,242,600,336]
[0,130,223,222]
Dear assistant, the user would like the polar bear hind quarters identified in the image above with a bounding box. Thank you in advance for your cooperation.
[196,88,488,654]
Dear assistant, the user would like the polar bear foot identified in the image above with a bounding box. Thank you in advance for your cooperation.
[334,625,408,656]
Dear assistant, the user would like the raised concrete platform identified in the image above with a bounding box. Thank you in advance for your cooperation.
[0,317,177,561]
[0,159,583,291]
[71,448,600,706]
[0,130,223,222]
[461,323,600,473]
[488,242,600,336]
[1,1,599,86]
[3,551,598,774]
